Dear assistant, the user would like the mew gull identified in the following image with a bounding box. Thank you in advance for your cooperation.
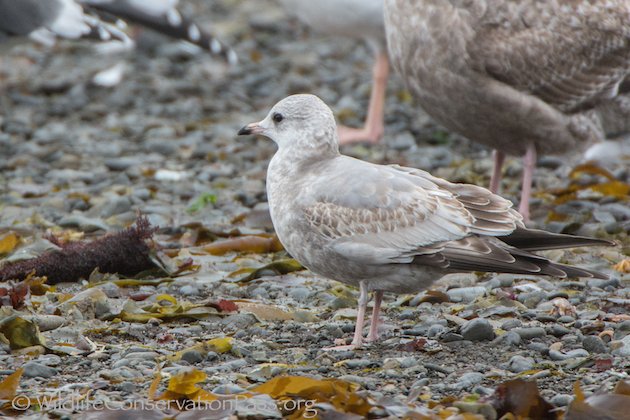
[384,0,630,220]
[238,94,614,349]
[279,0,388,145]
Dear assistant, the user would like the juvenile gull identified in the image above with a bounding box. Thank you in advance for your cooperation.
[384,0,630,220]
[238,94,614,349]
[279,0,388,145]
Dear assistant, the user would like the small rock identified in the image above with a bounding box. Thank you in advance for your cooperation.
[179,285,199,296]
[501,319,522,330]
[461,318,495,341]
[118,381,136,394]
[453,372,484,390]
[514,327,546,340]
[428,324,448,338]
[550,394,573,407]
[124,352,159,361]
[582,335,607,354]
[446,286,486,303]
[343,359,377,369]
[493,331,521,346]
[23,362,58,379]
[549,324,571,337]
[611,335,630,357]
[557,315,576,323]
[549,349,589,361]
[221,313,258,329]
[181,350,204,364]
[506,355,535,373]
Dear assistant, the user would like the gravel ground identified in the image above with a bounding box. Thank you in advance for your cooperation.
[1,1,629,419]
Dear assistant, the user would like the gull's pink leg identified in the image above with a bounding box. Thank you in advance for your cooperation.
[518,143,537,222]
[323,281,369,351]
[366,290,383,342]
[338,51,389,145]
[489,150,505,194]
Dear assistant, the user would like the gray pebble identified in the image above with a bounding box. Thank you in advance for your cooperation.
[442,332,464,342]
[527,342,549,354]
[557,315,576,323]
[344,359,377,369]
[288,287,311,302]
[181,350,204,364]
[124,352,159,361]
[550,394,573,407]
[536,314,557,323]
[389,131,416,150]
[453,372,484,390]
[587,278,620,289]
[221,313,258,329]
[97,196,132,218]
[514,327,546,340]
[501,319,522,330]
[118,381,136,394]
[493,331,521,346]
[549,349,589,361]
[549,324,571,337]
[179,285,199,296]
[582,335,607,354]
[461,318,495,341]
[428,324,449,338]
[23,362,58,379]
[612,335,630,357]
[446,286,486,303]
[506,355,535,373]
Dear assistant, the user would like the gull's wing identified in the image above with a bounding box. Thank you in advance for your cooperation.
[302,157,519,264]
[467,0,630,113]
[418,236,608,279]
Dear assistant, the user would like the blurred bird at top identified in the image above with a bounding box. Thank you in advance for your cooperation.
[0,0,237,65]
[279,0,388,145]
[82,0,237,65]
[384,0,630,221]
[0,0,129,46]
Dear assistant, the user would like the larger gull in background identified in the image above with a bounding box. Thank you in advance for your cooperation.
[279,0,388,145]
[384,0,630,221]
[238,94,614,349]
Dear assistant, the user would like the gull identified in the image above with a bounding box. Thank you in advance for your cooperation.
[279,0,388,145]
[0,0,130,46]
[81,0,237,64]
[238,94,614,350]
[383,0,630,220]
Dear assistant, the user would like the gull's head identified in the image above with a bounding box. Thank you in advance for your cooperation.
[238,94,339,155]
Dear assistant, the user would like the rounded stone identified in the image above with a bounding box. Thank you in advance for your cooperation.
[461,318,495,341]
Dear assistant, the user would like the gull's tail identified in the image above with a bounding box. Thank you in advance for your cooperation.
[82,0,238,64]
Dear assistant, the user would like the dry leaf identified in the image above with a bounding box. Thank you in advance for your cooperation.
[235,301,294,321]
[236,259,304,282]
[165,337,233,362]
[0,233,19,255]
[419,290,450,304]
[0,316,47,350]
[252,375,372,418]
[613,259,630,274]
[202,235,283,255]
[566,381,630,420]
[0,368,23,399]
[491,379,556,419]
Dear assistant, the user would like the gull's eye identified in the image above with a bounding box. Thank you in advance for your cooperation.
[272,112,284,123]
